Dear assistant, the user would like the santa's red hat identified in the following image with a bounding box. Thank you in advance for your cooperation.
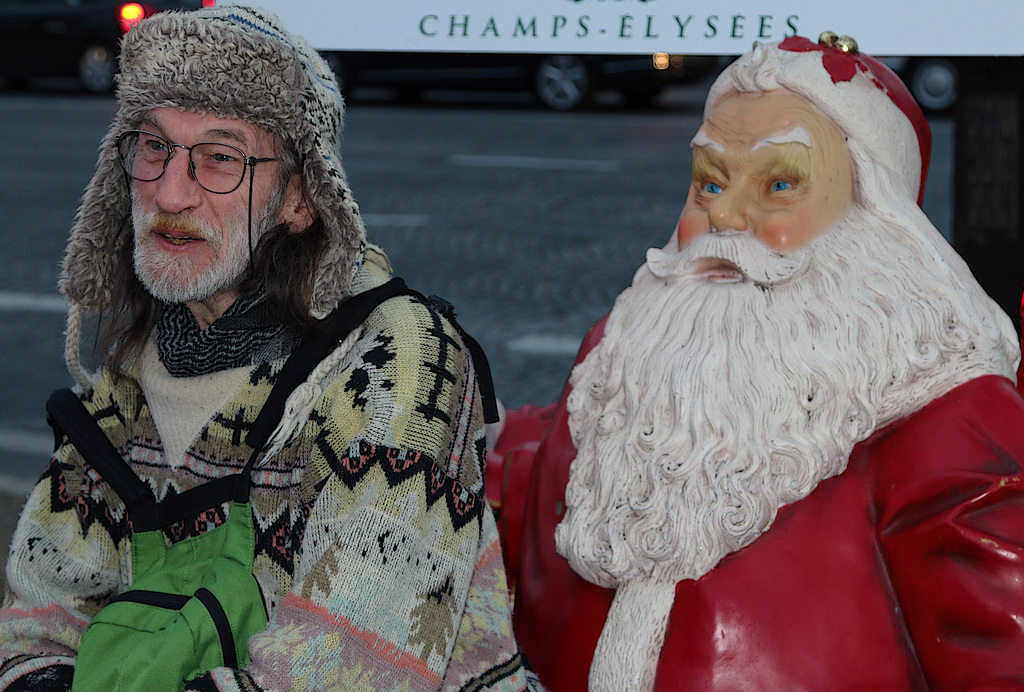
[705,33,932,206]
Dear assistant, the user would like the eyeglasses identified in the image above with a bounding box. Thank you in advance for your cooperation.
[115,130,280,194]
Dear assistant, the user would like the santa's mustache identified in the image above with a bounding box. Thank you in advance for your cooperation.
[647,231,810,287]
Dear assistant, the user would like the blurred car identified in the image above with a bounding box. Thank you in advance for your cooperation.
[0,0,210,93]
[321,51,721,110]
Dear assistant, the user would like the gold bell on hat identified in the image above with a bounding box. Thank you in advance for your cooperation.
[818,31,860,54]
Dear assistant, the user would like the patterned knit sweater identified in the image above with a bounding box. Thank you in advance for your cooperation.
[0,260,538,691]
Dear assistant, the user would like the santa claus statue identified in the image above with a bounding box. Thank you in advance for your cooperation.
[489,34,1024,690]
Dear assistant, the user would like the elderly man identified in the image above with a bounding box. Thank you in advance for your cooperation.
[490,35,1024,690]
[0,6,536,691]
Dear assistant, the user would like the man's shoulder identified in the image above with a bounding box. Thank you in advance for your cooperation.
[344,253,470,360]
[316,285,478,431]
[355,288,470,362]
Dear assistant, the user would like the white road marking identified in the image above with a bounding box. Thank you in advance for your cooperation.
[0,429,52,457]
[0,473,37,498]
[507,335,581,356]
[449,154,621,173]
[0,428,49,497]
[0,291,66,313]
[362,214,429,227]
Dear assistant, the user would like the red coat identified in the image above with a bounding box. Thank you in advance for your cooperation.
[1017,293,1024,394]
[491,318,1024,691]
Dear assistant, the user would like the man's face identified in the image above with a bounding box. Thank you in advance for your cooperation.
[676,90,854,257]
[130,108,307,319]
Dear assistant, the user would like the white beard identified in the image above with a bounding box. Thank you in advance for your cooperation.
[556,203,1017,691]
[132,188,283,305]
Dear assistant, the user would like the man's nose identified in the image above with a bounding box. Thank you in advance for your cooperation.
[153,151,201,214]
[708,191,749,233]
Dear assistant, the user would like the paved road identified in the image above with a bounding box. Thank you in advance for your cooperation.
[0,84,954,577]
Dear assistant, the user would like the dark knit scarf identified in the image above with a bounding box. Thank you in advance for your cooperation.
[156,293,302,377]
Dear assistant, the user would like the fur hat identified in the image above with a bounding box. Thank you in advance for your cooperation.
[60,4,365,319]
[705,34,932,206]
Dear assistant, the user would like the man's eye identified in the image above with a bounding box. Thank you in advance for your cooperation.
[141,137,168,153]
[771,180,793,192]
[210,152,239,164]
[703,182,722,194]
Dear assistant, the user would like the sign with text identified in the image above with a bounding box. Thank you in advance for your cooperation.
[238,1,1024,56]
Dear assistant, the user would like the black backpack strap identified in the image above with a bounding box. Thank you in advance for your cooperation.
[418,294,500,425]
[232,277,413,504]
[244,277,410,454]
[46,388,155,511]
[46,388,236,530]
[243,277,498,448]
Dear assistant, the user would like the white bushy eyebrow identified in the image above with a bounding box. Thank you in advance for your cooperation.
[752,126,813,152]
[690,129,724,152]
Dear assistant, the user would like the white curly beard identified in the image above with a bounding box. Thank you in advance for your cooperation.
[131,184,284,305]
[556,203,1017,691]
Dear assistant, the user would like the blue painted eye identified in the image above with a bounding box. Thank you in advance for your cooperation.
[771,180,792,192]
[703,182,722,194]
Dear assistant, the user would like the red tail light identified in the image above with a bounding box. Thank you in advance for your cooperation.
[118,3,149,33]
[117,2,215,34]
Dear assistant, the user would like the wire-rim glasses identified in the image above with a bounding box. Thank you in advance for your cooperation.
[115,130,280,194]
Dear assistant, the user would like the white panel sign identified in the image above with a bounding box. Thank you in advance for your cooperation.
[235,1,1024,56]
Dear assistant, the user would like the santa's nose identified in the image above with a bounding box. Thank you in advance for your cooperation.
[708,194,749,233]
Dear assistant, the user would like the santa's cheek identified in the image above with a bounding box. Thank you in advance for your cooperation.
[759,210,822,252]
[676,211,709,246]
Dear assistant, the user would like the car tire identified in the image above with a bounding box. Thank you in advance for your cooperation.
[909,58,957,112]
[78,43,116,93]
[535,55,592,111]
